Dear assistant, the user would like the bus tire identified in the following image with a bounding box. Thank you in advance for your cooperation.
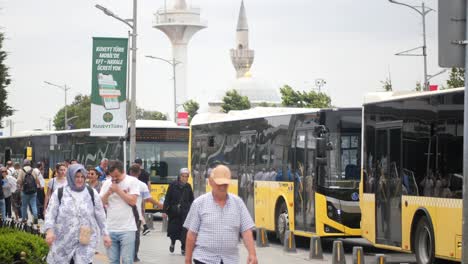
[275,202,289,245]
[414,217,435,264]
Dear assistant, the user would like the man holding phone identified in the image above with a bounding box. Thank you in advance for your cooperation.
[100,160,140,264]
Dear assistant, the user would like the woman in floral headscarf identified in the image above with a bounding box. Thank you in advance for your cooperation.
[44,164,111,264]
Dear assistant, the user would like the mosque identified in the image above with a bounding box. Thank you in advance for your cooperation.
[207,1,281,112]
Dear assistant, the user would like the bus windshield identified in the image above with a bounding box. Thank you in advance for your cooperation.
[135,142,188,184]
[319,133,360,190]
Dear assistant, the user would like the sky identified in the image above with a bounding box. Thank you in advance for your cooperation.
[0,0,448,133]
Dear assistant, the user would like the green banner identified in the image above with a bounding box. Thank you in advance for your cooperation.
[90,37,128,137]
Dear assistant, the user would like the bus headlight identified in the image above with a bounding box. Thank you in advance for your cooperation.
[326,201,341,222]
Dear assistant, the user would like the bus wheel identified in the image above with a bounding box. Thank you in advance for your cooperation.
[276,202,289,245]
[414,217,435,264]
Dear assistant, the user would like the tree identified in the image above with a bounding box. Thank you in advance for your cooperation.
[136,107,167,120]
[447,67,465,88]
[183,100,199,124]
[221,89,251,113]
[53,94,91,130]
[415,81,422,92]
[280,85,331,108]
[257,102,277,107]
[0,32,14,126]
[381,78,392,91]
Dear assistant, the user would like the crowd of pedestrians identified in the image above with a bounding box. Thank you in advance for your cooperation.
[0,157,258,264]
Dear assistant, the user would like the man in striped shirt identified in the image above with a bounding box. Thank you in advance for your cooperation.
[184,165,258,264]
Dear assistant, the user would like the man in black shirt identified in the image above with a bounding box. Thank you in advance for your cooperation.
[134,158,150,188]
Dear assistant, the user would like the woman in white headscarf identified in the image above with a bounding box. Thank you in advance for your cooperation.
[44,164,111,264]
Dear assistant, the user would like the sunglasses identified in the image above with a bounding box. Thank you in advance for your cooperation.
[1,171,7,173]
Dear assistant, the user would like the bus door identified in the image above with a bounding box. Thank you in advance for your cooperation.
[192,135,208,198]
[375,121,402,246]
[294,129,317,233]
[239,131,256,219]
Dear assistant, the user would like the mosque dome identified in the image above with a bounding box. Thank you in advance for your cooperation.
[229,76,281,103]
[173,0,187,10]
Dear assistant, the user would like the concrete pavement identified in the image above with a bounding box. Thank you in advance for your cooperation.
[93,221,416,263]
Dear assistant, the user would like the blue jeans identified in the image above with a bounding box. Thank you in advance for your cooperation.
[21,192,37,221]
[0,199,5,218]
[107,231,136,264]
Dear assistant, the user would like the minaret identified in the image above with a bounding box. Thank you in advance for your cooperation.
[230,0,254,78]
[154,0,207,120]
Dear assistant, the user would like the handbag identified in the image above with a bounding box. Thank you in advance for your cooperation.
[69,189,93,245]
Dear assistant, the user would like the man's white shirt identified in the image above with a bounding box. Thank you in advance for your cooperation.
[100,175,140,232]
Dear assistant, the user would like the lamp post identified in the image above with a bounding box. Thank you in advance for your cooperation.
[145,55,181,122]
[96,1,138,163]
[44,81,71,130]
[389,0,434,91]
[40,116,52,131]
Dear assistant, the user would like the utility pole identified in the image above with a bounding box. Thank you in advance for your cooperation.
[145,55,181,122]
[44,81,71,129]
[389,0,434,91]
[96,0,138,162]
[438,1,468,262]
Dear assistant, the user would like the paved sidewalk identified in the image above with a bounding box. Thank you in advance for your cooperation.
[93,221,416,264]
[93,221,316,264]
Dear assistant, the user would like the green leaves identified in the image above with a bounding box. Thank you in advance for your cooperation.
[0,32,14,127]
[183,99,199,124]
[447,67,465,88]
[53,94,91,130]
[136,107,167,120]
[0,227,48,264]
[279,85,331,108]
[381,78,393,91]
[221,89,251,113]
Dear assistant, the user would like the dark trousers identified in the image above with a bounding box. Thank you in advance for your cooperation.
[171,237,186,251]
[194,260,223,264]
[4,196,11,218]
[135,220,141,259]
[36,188,45,219]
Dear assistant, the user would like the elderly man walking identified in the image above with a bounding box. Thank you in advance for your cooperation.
[184,165,258,264]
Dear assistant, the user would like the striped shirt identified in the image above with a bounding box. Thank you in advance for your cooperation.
[184,192,255,264]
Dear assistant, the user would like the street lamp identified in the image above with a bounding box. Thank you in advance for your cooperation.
[96,1,138,163]
[44,81,71,130]
[388,0,434,91]
[145,55,181,122]
[314,78,326,93]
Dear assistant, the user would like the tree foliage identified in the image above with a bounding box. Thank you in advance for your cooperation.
[183,99,199,124]
[221,89,251,113]
[53,94,91,130]
[415,81,422,92]
[280,85,331,108]
[0,32,14,126]
[447,67,464,88]
[136,107,167,120]
[257,102,277,107]
[381,78,392,91]
[53,95,168,130]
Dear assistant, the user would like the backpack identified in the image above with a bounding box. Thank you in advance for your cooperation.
[22,169,37,194]
[58,186,95,207]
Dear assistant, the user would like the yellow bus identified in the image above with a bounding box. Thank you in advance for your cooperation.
[0,120,189,212]
[360,88,464,263]
[190,107,362,242]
